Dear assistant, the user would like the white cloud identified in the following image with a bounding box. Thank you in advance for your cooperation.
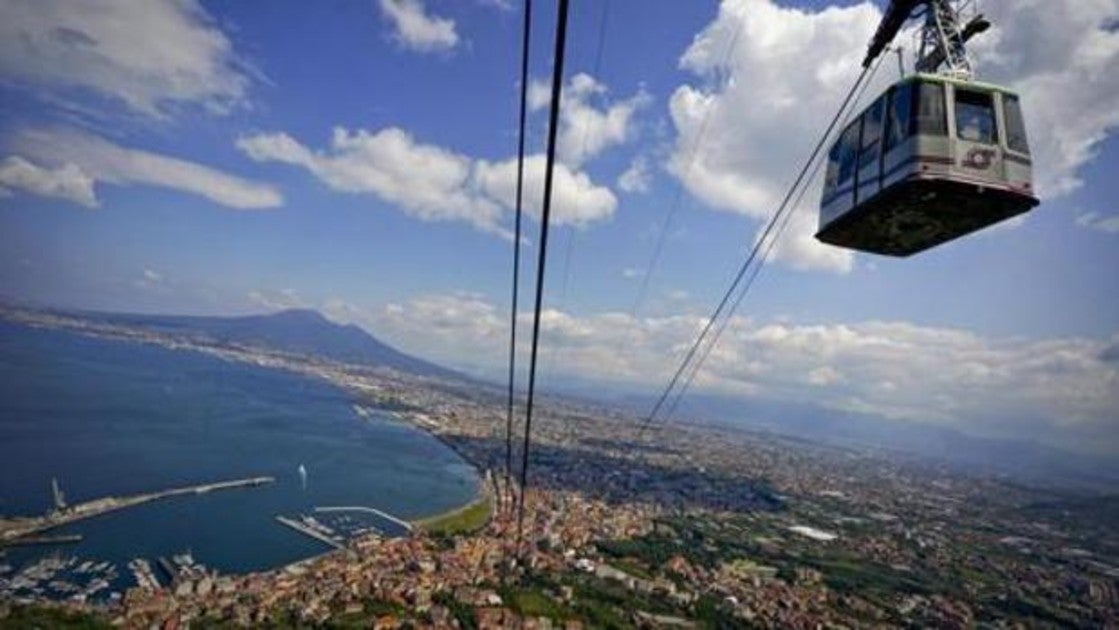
[377,0,458,53]
[669,0,1119,272]
[8,128,282,209]
[0,156,97,207]
[618,156,652,193]
[530,73,649,168]
[133,266,166,290]
[621,267,644,279]
[474,0,513,10]
[765,209,854,273]
[669,0,878,273]
[359,291,1119,452]
[474,154,617,228]
[238,127,616,232]
[972,1,1119,197]
[248,288,309,312]
[1075,211,1119,234]
[239,127,500,230]
[527,80,552,111]
[0,0,250,118]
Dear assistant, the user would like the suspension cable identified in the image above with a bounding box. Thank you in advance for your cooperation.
[627,18,746,320]
[503,0,533,516]
[658,54,888,426]
[641,63,875,432]
[517,0,570,554]
[547,0,612,444]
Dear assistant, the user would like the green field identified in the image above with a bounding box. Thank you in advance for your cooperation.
[414,492,493,535]
[0,605,110,629]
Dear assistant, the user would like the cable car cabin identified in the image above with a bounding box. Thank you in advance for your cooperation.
[816,74,1039,256]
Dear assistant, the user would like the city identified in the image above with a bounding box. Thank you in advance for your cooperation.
[1,306,1114,627]
[1,0,1117,626]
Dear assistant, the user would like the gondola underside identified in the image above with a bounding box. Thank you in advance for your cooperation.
[816,177,1039,257]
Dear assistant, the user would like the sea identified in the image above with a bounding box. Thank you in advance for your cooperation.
[0,320,479,600]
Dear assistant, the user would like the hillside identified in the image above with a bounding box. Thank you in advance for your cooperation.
[75,308,465,381]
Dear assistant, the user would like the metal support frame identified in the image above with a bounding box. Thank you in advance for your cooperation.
[914,0,977,78]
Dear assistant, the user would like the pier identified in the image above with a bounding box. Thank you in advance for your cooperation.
[0,476,275,545]
[313,506,414,533]
[3,534,83,547]
[275,516,345,550]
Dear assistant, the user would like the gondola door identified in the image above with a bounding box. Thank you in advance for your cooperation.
[950,85,1004,186]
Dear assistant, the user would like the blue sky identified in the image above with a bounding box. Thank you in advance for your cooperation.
[1,0,1117,453]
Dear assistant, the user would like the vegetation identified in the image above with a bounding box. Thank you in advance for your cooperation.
[505,588,567,619]
[415,493,493,535]
[0,605,111,629]
[692,595,747,629]
[432,591,477,629]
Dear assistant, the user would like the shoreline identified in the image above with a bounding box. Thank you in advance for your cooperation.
[354,401,494,533]
[0,315,493,576]
[410,474,494,534]
[5,312,491,523]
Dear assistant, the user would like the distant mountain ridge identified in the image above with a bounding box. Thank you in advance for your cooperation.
[71,308,466,381]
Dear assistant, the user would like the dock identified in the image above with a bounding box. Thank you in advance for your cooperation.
[275,516,345,550]
[313,506,414,533]
[0,476,275,545]
[3,534,83,547]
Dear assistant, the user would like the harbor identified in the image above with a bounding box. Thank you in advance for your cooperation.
[314,505,414,533]
[0,476,276,545]
[274,515,346,550]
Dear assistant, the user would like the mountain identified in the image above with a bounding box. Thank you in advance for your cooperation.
[73,308,466,381]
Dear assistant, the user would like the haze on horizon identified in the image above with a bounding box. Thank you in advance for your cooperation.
[0,0,1117,458]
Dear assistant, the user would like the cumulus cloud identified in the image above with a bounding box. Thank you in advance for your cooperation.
[669,0,1119,272]
[357,291,1119,452]
[669,0,878,273]
[530,73,649,168]
[972,1,1119,197]
[0,156,97,207]
[377,0,458,53]
[7,128,282,209]
[237,127,616,233]
[238,127,500,229]
[474,154,617,228]
[0,0,250,118]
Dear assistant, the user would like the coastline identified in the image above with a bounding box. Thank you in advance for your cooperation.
[1,313,493,556]
[0,315,494,604]
[410,475,494,535]
[355,402,494,534]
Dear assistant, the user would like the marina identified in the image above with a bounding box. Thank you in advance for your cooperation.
[275,515,346,550]
[0,554,121,604]
[314,505,414,533]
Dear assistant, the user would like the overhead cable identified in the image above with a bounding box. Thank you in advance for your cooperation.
[641,63,876,432]
[503,0,533,515]
[516,0,571,554]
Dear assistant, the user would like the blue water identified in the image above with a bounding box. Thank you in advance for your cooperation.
[0,321,478,590]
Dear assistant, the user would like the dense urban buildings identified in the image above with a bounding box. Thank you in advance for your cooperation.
[1,307,1116,628]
